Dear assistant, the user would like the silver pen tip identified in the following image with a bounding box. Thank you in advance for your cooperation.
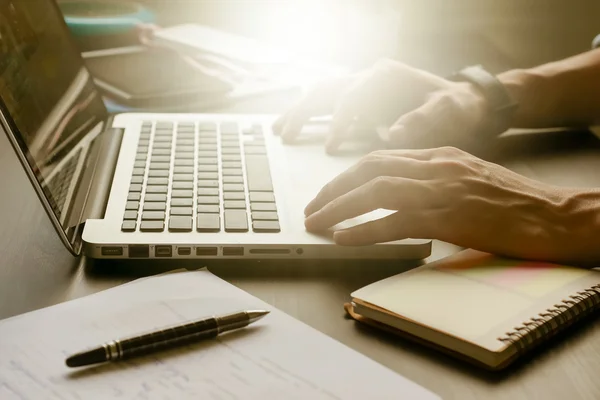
[247,310,270,324]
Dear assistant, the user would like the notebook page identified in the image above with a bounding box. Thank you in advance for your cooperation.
[0,269,438,400]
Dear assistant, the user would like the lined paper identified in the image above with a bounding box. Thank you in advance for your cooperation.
[0,269,438,399]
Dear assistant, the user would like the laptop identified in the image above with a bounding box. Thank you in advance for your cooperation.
[0,0,431,260]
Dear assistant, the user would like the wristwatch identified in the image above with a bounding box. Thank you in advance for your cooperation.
[449,65,519,136]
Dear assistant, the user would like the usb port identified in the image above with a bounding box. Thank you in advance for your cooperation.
[196,247,218,256]
[101,246,123,256]
[155,245,172,257]
[177,247,191,256]
[223,247,244,256]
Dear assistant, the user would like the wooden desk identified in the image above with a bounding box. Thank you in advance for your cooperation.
[2,121,600,399]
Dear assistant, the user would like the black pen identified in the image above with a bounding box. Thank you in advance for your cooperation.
[66,310,269,367]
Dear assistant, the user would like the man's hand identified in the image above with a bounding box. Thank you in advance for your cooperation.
[304,147,599,265]
[273,59,489,152]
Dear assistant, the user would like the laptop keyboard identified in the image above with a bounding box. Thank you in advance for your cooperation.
[121,120,280,233]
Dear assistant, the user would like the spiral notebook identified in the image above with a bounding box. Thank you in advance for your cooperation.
[345,249,600,370]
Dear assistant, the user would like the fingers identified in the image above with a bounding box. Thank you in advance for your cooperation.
[304,177,427,232]
[304,150,435,216]
[333,211,430,246]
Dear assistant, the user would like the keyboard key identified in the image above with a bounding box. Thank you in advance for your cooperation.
[251,211,279,221]
[156,121,173,130]
[249,192,275,202]
[169,216,193,232]
[177,139,195,146]
[171,198,193,207]
[198,188,219,196]
[173,174,193,181]
[125,201,139,210]
[146,185,168,194]
[140,220,164,232]
[142,211,165,220]
[132,168,145,176]
[224,192,245,201]
[251,203,277,211]
[143,202,166,211]
[134,161,146,168]
[244,147,267,155]
[223,183,244,192]
[174,167,194,174]
[222,168,243,176]
[177,122,195,130]
[130,176,143,184]
[175,146,194,153]
[220,122,238,134]
[198,196,220,205]
[149,170,170,178]
[224,210,248,232]
[252,221,280,233]
[198,172,218,180]
[135,154,147,161]
[172,182,193,190]
[174,152,194,159]
[150,162,171,170]
[121,220,136,232]
[152,149,172,155]
[222,161,241,169]
[198,122,217,131]
[198,151,217,158]
[245,156,273,191]
[224,201,247,209]
[147,177,168,185]
[198,157,218,165]
[198,144,217,151]
[244,140,265,147]
[153,142,172,149]
[171,190,193,198]
[198,165,218,172]
[222,155,241,162]
[145,194,167,202]
[222,148,241,155]
[175,159,194,166]
[153,136,172,143]
[197,214,220,232]
[151,156,171,163]
[223,176,243,184]
[198,205,219,213]
[198,138,217,144]
[221,140,240,148]
[137,146,148,153]
[170,207,192,216]
[123,210,138,220]
[198,180,219,188]
[127,192,141,201]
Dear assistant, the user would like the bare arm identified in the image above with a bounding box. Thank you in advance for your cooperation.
[500,49,600,128]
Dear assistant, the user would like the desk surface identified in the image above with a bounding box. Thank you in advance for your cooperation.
[2,118,600,399]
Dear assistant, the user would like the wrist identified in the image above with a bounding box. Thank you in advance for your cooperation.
[497,68,550,127]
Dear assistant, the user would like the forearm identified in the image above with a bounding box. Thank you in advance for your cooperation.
[498,49,600,128]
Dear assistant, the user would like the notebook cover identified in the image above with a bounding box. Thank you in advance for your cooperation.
[349,249,600,370]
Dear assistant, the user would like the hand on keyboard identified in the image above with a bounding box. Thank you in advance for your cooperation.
[272,59,489,153]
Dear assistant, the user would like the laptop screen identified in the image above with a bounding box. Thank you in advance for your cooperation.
[0,0,108,250]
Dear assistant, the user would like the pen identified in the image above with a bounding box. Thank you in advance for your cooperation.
[65,309,269,367]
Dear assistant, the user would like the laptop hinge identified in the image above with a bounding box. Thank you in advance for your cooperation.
[79,117,124,223]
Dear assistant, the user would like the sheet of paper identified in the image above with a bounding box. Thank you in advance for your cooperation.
[0,269,438,399]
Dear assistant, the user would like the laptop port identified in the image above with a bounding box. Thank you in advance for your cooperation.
[101,246,123,256]
[223,247,244,256]
[129,245,149,258]
[249,248,290,255]
[177,247,191,256]
[155,246,172,257]
[196,247,218,256]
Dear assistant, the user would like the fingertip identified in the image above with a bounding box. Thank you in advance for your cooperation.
[332,229,352,245]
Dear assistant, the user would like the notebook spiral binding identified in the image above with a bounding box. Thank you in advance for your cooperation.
[498,284,600,354]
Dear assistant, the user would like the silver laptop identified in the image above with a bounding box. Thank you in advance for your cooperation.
[0,0,430,260]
